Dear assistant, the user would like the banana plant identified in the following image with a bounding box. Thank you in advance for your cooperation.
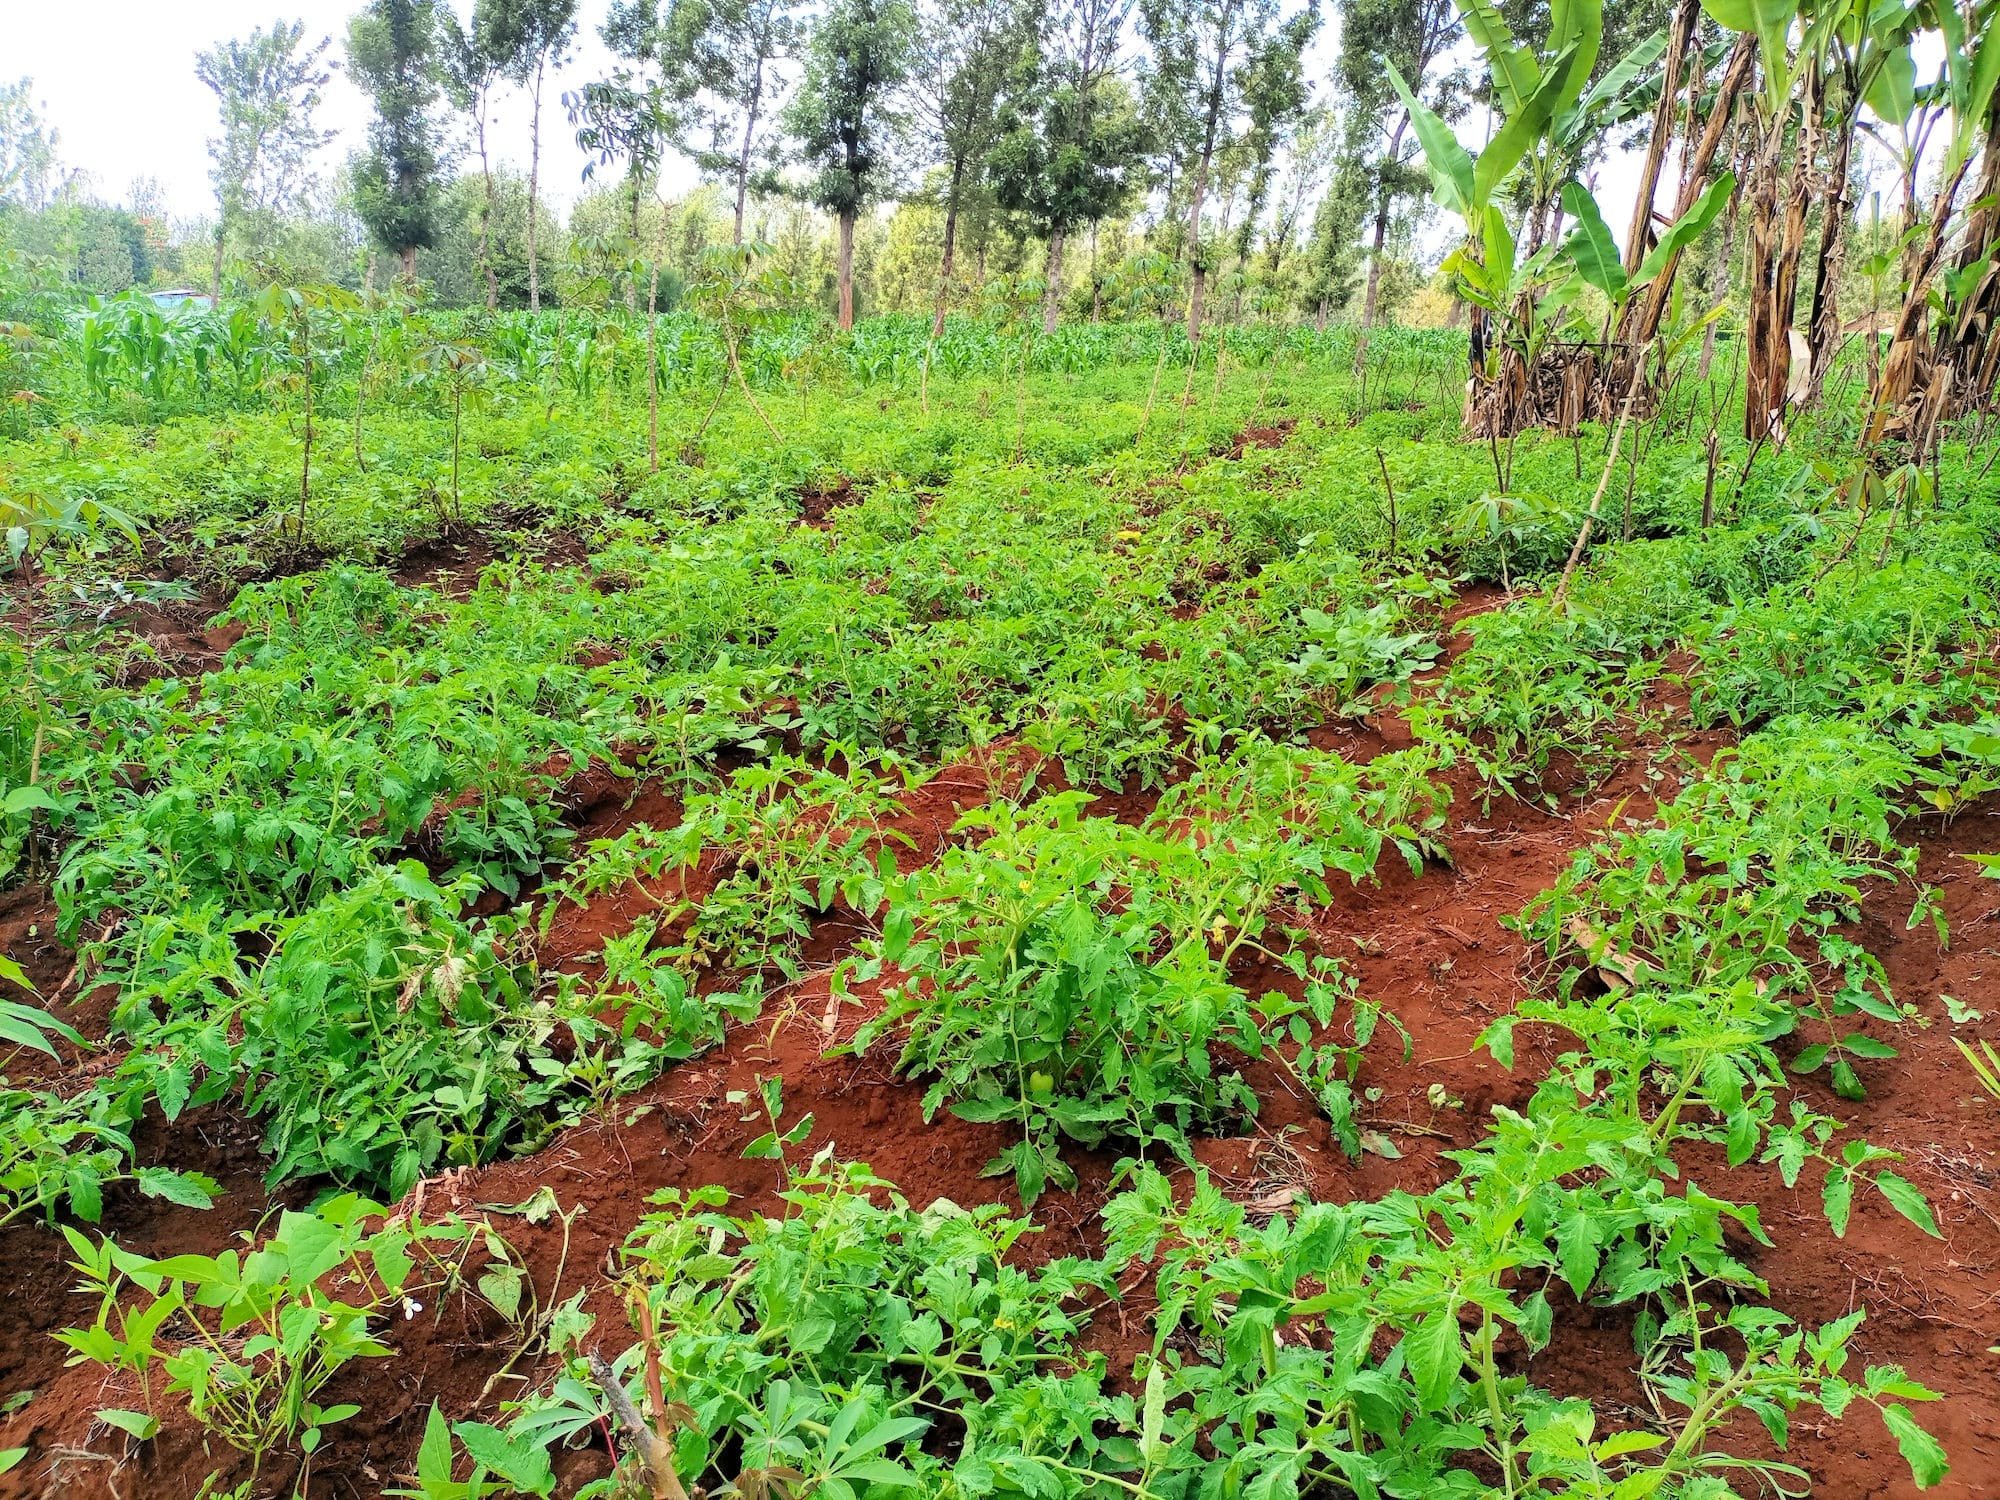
[1392,0,1714,432]
[1859,0,2000,445]
[1790,0,1918,401]
[1454,0,1671,252]
[1387,0,1602,418]
[1561,173,1738,320]
[1695,0,1932,436]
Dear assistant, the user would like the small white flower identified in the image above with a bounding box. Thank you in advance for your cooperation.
[402,1297,424,1321]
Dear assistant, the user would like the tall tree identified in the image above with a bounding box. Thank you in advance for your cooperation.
[786,0,917,329]
[620,0,806,244]
[348,0,450,280]
[1477,0,1667,255]
[441,0,528,309]
[1299,144,1368,326]
[1139,0,1317,343]
[196,23,335,302]
[1329,0,1463,368]
[1226,7,1317,295]
[1259,106,1338,304]
[515,0,580,309]
[909,0,1034,334]
[989,0,1149,332]
[565,47,683,292]
[0,80,63,213]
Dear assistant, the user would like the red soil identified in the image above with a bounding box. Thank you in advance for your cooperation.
[1228,418,1298,459]
[795,478,860,528]
[4,651,1999,1498]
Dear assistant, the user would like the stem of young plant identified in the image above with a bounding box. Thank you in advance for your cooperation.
[647,262,661,474]
[1478,1307,1520,1497]
[296,313,313,543]
[1553,385,1641,606]
[589,1346,689,1500]
[722,309,780,446]
[354,322,376,474]
[1136,340,1171,443]
[1375,447,1399,565]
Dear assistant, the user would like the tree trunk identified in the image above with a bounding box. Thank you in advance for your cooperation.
[1624,0,1699,276]
[1927,104,2000,423]
[837,209,856,330]
[1619,34,1756,354]
[1354,158,1396,374]
[1355,111,1411,375]
[1868,142,1983,449]
[528,56,545,313]
[932,157,965,340]
[1042,227,1067,335]
[1802,77,1858,405]
[1745,58,1822,440]
[477,103,498,311]
[400,245,418,281]
[210,222,225,305]
[1185,164,1210,345]
[733,75,763,245]
[1184,18,1233,348]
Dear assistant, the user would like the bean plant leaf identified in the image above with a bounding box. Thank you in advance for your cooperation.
[414,1403,454,1487]
[479,1263,526,1321]
[97,1409,158,1440]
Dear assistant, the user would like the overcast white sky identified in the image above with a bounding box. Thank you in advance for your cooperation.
[8,1,1657,248]
[8,1,646,220]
